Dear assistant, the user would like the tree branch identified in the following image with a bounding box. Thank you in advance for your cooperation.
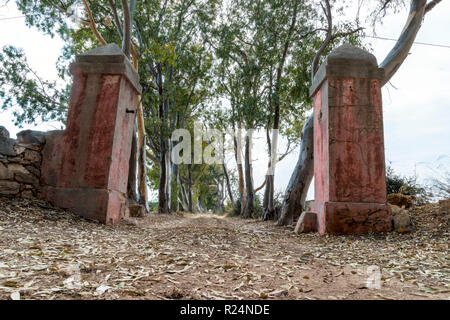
[380,0,427,86]
[425,0,442,14]
[121,0,131,57]
[254,180,266,193]
[81,0,107,45]
[107,0,123,39]
[311,0,332,81]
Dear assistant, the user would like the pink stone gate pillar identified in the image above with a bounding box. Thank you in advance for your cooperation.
[309,44,392,235]
[40,44,141,224]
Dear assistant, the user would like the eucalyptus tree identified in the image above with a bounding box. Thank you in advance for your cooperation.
[137,0,218,213]
[213,1,271,218]
[213,0,363,219]
[246,0,321,221]
[277,0,444,226]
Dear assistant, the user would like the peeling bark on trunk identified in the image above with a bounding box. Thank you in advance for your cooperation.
[277,114,314,226]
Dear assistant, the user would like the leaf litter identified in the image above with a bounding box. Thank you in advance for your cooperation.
[0,197,448,300]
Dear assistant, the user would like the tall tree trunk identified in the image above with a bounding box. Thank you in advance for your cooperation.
[180,180,189,211]
[171,161,179,211]
[137,131,148,210]
[243,133,255,219]
[264,127,279,220]
[222,163,234,205]
[158,138,170,213]
[165,141,171,211]
[157,67,170,213]
[262,127,278,221]
[233,128,246,215]
[262,127,271,212]
[262,111,279,221]
[215,182,224,213]
[170,139,179,211]
[262,175,275,221]
[127,126,138,203]
[187,163,193,212]
[263,1,297,221]
[277,114,314,226]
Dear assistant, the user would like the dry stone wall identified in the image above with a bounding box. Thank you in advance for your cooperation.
[0,126,47,198]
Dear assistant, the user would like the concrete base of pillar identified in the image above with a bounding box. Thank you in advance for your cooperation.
[40,186,127,224]
[311,201,392,235]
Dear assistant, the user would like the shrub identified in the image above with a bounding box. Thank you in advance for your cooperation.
[385,164,432,205]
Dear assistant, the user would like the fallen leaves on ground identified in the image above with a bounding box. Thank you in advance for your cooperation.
[0,197,448,300]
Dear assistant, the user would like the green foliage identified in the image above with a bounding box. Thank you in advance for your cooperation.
[148,201,159,212]
[252,194,264,219]
[0,45,70,126]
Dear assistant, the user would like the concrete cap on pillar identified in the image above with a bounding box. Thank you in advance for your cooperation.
[310,43,384,97]
[70,43,142,94]
[76,43,127,63]
[327,43,378,67]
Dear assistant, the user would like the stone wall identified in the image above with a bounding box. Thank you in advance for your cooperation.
[0,126,47,198]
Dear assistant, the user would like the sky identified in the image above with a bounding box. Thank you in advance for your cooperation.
[0,1,449,201]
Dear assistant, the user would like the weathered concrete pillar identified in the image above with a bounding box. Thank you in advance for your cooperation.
[41,44,141,224]
[309,44,392,235]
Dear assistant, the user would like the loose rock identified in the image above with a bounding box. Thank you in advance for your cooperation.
[0,126,10,140]
[16,130,48,145]
[295,211,318,233]
[128,204,145,218]
[391,205,412,233]
[387,193,413,209]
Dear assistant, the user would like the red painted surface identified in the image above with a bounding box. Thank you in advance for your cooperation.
[40,186,126,224]
[40,65,138,224]
[108,80,138,193]
[311,76,391,235]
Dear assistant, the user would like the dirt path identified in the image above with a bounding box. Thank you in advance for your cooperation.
[0,197,448,300]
